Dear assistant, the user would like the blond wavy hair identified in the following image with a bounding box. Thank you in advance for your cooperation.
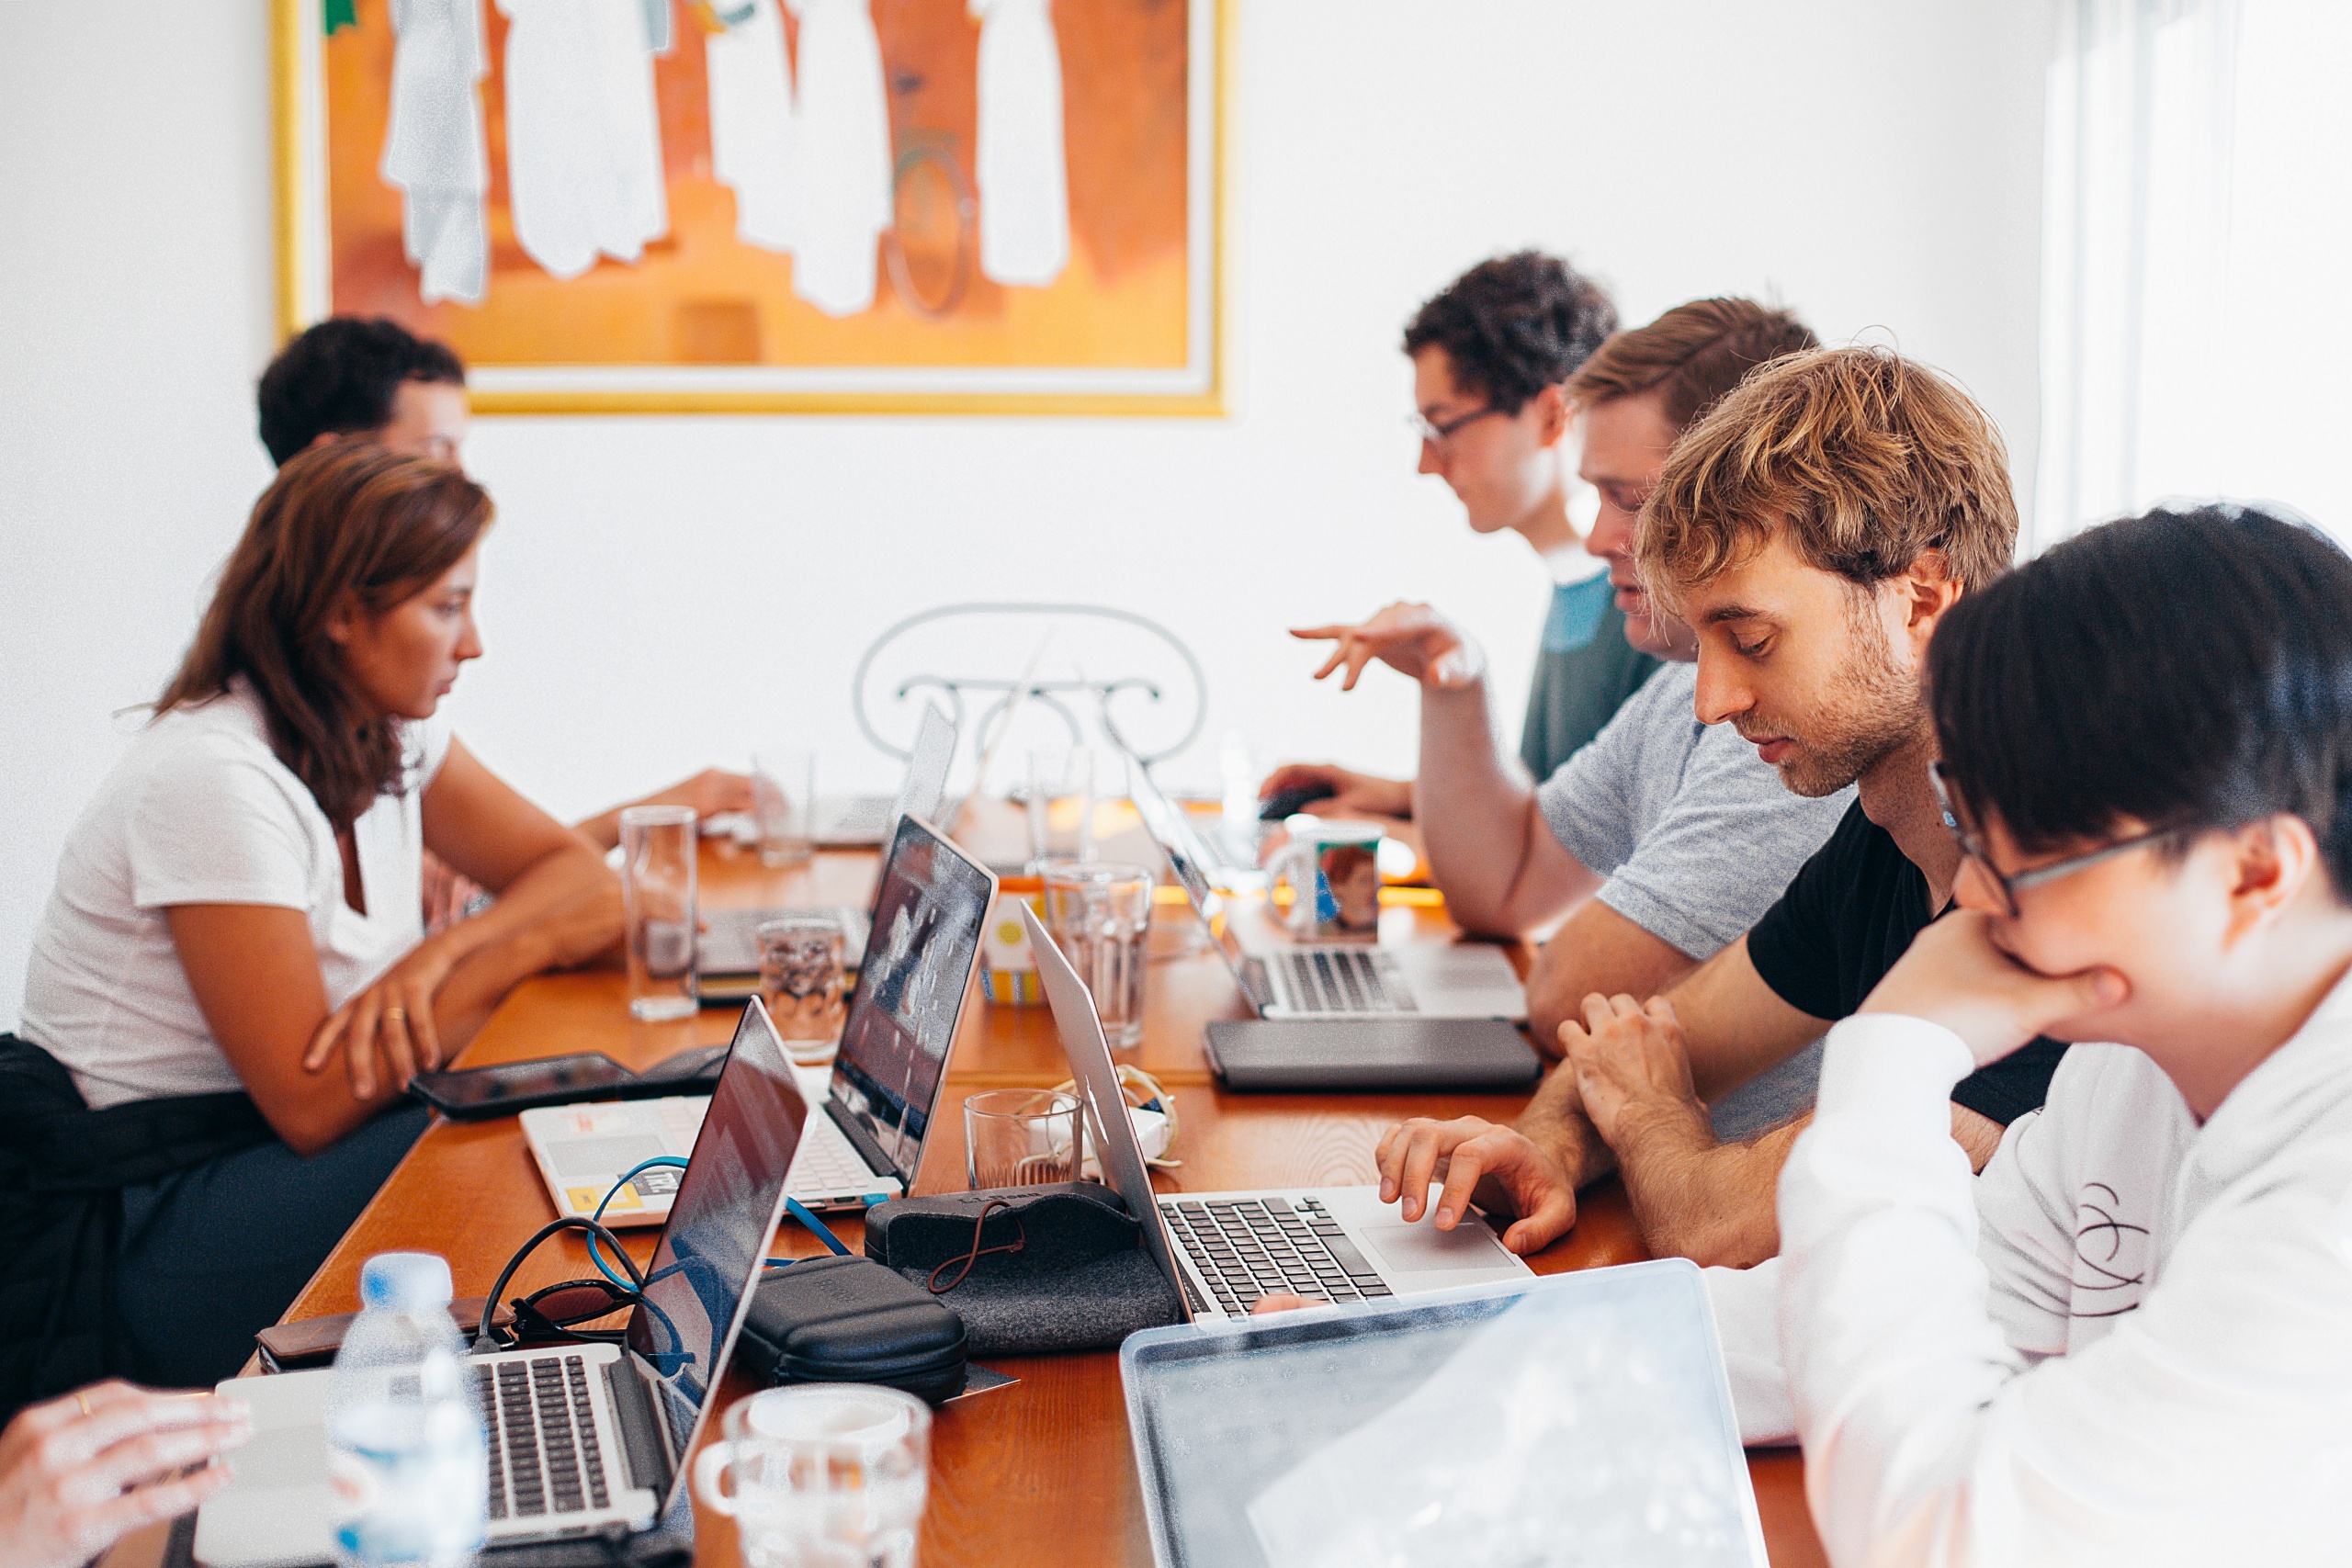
[1635,345,2018,606]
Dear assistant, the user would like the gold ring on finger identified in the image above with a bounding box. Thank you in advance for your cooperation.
[75,1390,92,1417]
[384,1007,407,1024]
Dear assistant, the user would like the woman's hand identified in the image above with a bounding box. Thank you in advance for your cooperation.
[1860,911,2129,1066]
[302,935,459,1098]
[0,1383,250,1568]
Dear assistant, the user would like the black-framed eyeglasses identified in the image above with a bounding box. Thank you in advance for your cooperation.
[1929,761,2173,919]
[506,1278,640,1347]
[1408,404,1507,445]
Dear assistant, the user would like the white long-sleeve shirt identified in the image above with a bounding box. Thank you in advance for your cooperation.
[1705,986,2352,1564]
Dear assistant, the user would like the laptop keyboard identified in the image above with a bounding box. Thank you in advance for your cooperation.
[1160,1195,1396,1316]
[1272,949,1416,1013]
[791,1120,885,1196]
[472,1355,611,1521]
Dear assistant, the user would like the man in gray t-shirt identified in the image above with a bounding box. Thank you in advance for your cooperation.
[1287,300,1838,1065]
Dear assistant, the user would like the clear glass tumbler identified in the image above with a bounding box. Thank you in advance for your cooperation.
[1024,745,1094,868]
[756,914,846,1066]
[620,805,698,1021]
[1043,859,1154,1049]
[750,746,816,868]
[963,1088,1082,1189]
[691,1384,930,1568]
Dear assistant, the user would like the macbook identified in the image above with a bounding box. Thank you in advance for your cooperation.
[195,997,808,1565]
[524,814,998,1219]
[1126,760,1525,1023]
[698,700,956,993]
[1021,900,1530,1323]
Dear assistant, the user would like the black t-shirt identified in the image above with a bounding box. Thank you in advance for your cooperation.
[1746,800,2066,1125]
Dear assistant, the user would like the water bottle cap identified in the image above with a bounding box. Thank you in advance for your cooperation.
[359,1251,455,1312]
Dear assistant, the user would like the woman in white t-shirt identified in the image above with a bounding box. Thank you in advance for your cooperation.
[12,443,616,1390]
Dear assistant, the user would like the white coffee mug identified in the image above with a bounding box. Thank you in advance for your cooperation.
[694,1384,931,1568]
[1269,817,1385,936]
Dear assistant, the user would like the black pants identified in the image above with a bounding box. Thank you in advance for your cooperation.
[114,1104,429,1387]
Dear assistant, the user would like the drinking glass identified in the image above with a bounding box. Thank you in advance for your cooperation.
[1024,745,1094,868]
[963,1088,1082,1189]
[757,915,847,1066]
[1042,860,1154,1049]
[620,805,698,1021]
[693,1385,930,1568]
[751,746,816,868]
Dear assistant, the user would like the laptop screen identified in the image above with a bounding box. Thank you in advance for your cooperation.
[829,815,996,1181]
[1125,759,1257,987]
[888,700,956,831]
[624,998,806,1490]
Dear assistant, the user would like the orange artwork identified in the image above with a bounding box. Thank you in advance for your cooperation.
[277,0,1227,412]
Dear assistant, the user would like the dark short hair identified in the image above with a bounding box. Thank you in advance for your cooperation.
[256,318,466,466]
[1402,253,1618,416]
[1566,298,1818,433]
[1929,503,2352,900]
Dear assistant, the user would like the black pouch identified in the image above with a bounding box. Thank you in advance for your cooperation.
[864,1183,1183,1355]
[734,1255,968,1406]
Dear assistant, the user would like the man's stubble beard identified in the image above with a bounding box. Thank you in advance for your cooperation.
[1756,598,1928,798]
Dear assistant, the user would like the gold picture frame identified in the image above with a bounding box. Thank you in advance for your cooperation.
[273,0,1231,415]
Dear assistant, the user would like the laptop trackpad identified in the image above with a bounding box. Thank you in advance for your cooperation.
[1356,1217,1512,1275]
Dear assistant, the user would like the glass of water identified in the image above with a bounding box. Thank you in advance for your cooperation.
[620,806,698,1021]
[692,1384,930,1568]
[963,1088,1082,1189]
[1043,859,1154,1049]
[751,746,816,868]
[756,914,846,1066]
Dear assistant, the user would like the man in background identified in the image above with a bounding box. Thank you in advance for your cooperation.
[1262,252,1642,823]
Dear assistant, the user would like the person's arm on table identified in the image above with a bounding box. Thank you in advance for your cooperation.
[1289,603,1600,936]
[1522,903,1698,1058]
[571,766,754,852]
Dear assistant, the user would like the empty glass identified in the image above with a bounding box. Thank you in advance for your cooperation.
[1024,745,1094,868]
[693,1384,930,1568]
[1043,860,1154,1049]
[963,1088,1082,1189]
[757,915,847,1066]
[751,746,816,868]
[621,806,698,1021]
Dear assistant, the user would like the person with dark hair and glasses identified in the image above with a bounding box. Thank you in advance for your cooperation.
[2,444,621,1409]
[255,318,752,912]
[1699,504,2352,1561]
[1261,252,1641,825]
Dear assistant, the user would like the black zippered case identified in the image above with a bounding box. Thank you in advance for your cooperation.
[733,1254,968,1406]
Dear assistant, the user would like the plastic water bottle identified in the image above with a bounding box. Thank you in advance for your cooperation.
[327,1252,488,1568]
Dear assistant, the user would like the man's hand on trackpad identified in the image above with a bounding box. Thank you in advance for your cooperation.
[1373,1116,1577,1256]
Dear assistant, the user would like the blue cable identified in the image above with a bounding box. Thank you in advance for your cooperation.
[592,1161,854,1286]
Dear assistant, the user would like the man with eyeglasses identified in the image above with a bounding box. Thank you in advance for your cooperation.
[1260,254,1645,829]
[1373,345,2069,1269]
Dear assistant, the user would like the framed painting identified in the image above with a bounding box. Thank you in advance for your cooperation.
[273,0,1229,414]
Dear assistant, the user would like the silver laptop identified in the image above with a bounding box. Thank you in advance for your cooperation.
[1021,901,1529,1323]
[1125,760,1525,1022]
[1120,1263,1767,1567]
[525,814,998,1216]
[195,998,808,1566]
[699,700,957,985]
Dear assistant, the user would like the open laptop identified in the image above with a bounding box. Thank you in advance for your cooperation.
[1020,901,1530,1323]
[1126,760,1525,1022]
[523,814,997,1220]
[698,700,957,993]
[195,998,807,1566]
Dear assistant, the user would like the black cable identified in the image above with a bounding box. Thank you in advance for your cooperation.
[472,1216,645,1356]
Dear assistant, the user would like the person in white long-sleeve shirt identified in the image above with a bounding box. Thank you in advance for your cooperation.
[1702,503,2352,1562]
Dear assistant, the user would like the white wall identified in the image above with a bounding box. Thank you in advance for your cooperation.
[0,1,2047,1028]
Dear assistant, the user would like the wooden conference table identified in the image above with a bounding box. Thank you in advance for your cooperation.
[252,819,1830,1568]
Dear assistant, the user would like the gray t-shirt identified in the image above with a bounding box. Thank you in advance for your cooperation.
[1535,662,1853,960]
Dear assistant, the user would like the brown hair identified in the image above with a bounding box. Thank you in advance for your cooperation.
[1566,298,1818,432]
[160,442,492,829]
[1635,344,2018,606]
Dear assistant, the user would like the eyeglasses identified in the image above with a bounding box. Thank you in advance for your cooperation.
[1408,404,1507,446]
[505,1278,640,1347]
[1928,761,2173,919]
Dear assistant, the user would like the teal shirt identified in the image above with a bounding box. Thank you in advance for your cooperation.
[1519,573,1662,781]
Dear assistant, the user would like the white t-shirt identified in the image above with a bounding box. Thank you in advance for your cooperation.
[20,682,452,1110]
